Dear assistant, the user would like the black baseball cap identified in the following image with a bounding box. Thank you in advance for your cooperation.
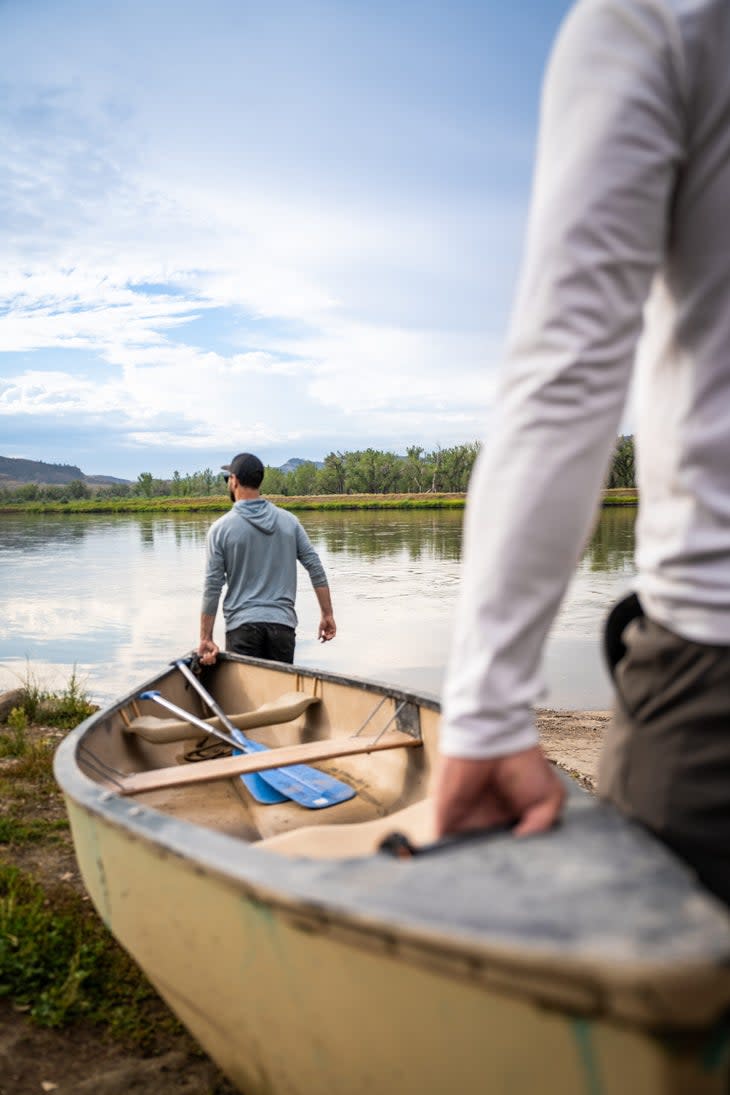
[221,452,265,487]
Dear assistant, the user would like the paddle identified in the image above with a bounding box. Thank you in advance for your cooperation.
[172,657,356,810]
[138,690,287,805]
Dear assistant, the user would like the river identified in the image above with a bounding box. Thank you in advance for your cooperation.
[0,506,636,708]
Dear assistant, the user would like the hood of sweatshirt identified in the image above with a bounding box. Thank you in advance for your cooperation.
[233,497,278,535]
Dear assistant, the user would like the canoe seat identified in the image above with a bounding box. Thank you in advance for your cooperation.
[256,799,434,859]
[124,692,320,745]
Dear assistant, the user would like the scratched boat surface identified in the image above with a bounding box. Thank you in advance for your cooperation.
[54,652,730,1094]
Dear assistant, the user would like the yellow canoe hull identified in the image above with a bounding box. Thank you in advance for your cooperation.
[55,654,730,1094]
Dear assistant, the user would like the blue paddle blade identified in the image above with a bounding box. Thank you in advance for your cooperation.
[239,772,288,805]
[231,729,356,809]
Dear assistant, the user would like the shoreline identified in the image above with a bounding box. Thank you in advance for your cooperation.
[537,707,610,791]
[0,489,638,516]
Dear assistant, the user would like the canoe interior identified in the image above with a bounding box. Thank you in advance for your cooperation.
[78,655,439,848]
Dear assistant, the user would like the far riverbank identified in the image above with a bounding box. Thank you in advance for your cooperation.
[0,488,638,516]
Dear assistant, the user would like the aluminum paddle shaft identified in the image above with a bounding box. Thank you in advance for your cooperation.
[173,658,356,809]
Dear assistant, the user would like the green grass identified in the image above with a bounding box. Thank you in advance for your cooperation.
[0,722,27,758]
[0,496,231,514]
[0,817,69,845]
[0,727,67,815]
[3,666,97,731]
[0,492,467,514]
[0,669,97,804]
[278,495,467,511]
[4,740,59,794]
[602,488,638,506]
[0,665,184,1047]
[0,488,640,514]
[0,670,232,1078]
[0,865,181,1043]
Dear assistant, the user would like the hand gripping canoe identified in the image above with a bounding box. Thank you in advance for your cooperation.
[172,658,356,809]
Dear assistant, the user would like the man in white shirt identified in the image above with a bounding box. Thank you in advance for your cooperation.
[435,0,730,905]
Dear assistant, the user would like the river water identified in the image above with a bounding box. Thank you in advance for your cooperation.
[0,506,636,709]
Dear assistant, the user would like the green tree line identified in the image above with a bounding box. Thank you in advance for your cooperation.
[0,436,636,503]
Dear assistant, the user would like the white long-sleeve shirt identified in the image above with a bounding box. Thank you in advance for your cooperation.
[440,0,730,758]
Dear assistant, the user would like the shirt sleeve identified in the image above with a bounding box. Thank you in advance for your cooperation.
[201,523,226,616]
[440,0,687,758]
[295,520,328,588]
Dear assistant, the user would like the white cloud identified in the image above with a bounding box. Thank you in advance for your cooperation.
[0,370,127,415]
[0,3,536,472]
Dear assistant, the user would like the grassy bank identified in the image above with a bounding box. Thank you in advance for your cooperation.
[601,488,638,506]
[0,673,227,1073]
[0,488,638,515]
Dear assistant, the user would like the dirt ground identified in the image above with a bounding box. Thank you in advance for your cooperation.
[0,709,609,1095]
[0,1000,237,1095]
[537,707,610,791]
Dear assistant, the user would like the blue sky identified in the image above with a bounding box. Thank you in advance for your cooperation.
[1,0,574,478]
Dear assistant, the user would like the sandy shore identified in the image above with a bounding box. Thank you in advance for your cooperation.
[537,707,611,790]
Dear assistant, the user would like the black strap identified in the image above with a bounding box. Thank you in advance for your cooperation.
[603,592,644,678]
[378,822,516,860]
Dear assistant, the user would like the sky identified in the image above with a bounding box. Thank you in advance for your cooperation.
[1,0,575,479]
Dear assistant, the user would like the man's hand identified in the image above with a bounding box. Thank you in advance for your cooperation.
[318,613,336,642]
[314,586,336,642]
[434,745,566,839]
[198,638,220,666]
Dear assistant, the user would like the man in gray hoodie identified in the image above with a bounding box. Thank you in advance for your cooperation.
[198,452,336,666]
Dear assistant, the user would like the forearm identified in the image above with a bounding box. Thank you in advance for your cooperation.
[200,613,216,644]
[314,584,333,617]
[441,409,620,758]
[314,584,336,641]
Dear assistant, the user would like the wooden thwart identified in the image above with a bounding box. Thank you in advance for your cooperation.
[118,731,422,796]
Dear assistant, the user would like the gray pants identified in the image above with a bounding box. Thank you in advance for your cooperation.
[598,593,730,906]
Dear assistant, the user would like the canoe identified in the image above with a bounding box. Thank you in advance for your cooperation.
[54,653,730,1095]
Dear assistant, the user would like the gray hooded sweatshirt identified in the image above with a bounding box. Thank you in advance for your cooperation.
[201,498,328,631]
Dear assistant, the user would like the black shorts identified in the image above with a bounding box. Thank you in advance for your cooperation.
[225,622,296,665]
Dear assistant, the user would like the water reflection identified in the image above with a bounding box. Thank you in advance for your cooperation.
[300,510,463,562]
[0,513,211,555]
[0,507,637,709]
[0,514,93,556]
[584,506,636,573]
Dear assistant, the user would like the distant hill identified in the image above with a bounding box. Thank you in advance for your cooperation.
[0,453,323,488]
[277,457,324,474]
[0,456,131,488]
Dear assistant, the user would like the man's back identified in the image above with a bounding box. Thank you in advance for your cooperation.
[203,498,327,631]
[211,499,299,626]
[198,452,335,668]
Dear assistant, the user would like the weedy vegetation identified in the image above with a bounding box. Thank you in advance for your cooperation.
[0,668,188,1049]
[7,665,98,730]
[0,865,181,1042]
